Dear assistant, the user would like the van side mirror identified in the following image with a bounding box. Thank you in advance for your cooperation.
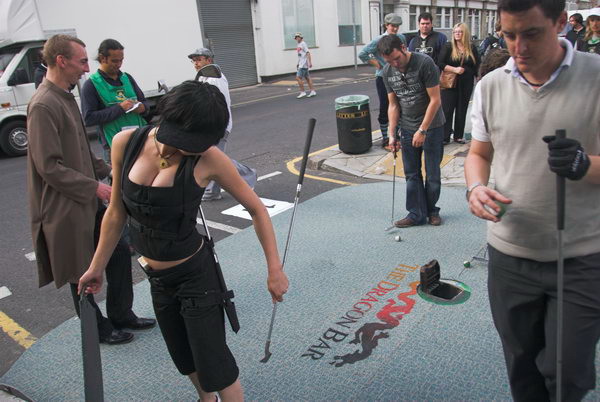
[7,68,30,86]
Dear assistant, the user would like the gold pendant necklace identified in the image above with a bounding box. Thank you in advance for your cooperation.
[153,132,177,169]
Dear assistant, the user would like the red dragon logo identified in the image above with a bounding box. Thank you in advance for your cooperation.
[330,281,419,367]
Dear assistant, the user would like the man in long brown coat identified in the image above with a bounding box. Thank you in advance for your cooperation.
[27,34,154,344]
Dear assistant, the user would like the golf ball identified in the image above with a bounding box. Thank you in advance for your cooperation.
[395,235,402,242]
[463,261,471,268]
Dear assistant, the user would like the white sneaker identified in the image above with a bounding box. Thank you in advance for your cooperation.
[307,90,317,97]
[297,92,307,99]
[202,192,223,201]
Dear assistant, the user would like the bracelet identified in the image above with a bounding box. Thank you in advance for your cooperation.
[418,128,427,135]
[466,182,483,201]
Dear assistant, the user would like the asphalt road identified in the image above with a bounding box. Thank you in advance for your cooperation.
[0,68,381,376]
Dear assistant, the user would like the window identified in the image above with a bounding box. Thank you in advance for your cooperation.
[337,0,362,45]
[282,0,316,49]
[10,47,43,85]
[410,5,431,31]
[486,10,497,35]
[467,9,481,39]
[435,7,452,29]
[456,8,466,27]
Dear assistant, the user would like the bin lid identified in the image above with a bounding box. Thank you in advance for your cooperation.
[335,95,369,110]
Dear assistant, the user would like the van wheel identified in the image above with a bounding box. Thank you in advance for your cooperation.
[0,121,28,156]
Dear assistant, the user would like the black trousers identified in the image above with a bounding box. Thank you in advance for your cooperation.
[488,245,600,402]
[441,74,474,142]
[144,243,239,392]
[69,207,135,337]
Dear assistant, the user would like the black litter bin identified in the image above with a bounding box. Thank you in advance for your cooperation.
[335,95,372,154]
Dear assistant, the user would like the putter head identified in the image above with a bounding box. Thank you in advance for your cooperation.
[260,341,272,363]
[385,225,397,232]
[195,63,223,79]
[157,79,169,93]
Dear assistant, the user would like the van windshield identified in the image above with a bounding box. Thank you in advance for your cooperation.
[0,46,24,78]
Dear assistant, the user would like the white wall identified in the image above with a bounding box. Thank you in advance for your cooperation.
[253,0,371,77]
[34,0,203,92]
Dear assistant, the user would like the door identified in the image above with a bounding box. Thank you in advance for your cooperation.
[11,46,44,111]
[197,0,258,88]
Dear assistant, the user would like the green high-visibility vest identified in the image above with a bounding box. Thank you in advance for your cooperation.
[89,71,147,147]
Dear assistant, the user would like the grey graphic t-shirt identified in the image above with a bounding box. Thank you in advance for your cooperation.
[382,52,445,132]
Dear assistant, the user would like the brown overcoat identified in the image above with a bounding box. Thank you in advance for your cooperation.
[27,80,110,288]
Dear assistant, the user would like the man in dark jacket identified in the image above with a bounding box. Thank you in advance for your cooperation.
[479,22,507,56]
[566,13,585,46]
[408,12,447,65]
[81,38,149,163]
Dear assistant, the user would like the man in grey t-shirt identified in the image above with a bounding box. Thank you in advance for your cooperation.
[378,34,445,227]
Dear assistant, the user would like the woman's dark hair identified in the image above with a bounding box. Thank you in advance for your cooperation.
[418,12,433,23]
[157,80,229,140]
[96,38,124,62]
[377,34,406,56]
[478,48,511,79]
[498,0,565,22]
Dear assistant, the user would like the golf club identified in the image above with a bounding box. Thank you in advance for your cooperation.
[555,129,566,402]
[260,117,316,363]
[385,146,398,231]
[195,63,223,80]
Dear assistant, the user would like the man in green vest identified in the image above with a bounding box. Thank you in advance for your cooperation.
[82,38,148,163]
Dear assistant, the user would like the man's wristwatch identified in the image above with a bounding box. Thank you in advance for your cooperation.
[418,128,427,135]
[466,182,483,201]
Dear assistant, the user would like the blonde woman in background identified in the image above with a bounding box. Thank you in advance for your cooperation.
[438,22,480,144]
[577,14,600,55]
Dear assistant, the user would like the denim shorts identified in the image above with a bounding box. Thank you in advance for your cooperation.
[297,67,310,78]
[142,243,239,392]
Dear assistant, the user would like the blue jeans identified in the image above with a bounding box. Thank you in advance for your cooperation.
[375,76,389,140]
[400,126,443,224]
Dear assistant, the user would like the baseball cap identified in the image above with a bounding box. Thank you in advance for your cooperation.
[293,32,303,39]
[188,47,214,59]
[384,13,402,25]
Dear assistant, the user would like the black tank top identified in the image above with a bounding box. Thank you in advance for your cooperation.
[121,126,206,261]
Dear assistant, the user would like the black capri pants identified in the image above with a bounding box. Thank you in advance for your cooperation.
[142,242,239,392]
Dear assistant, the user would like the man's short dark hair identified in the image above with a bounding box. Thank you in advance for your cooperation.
[418,12,433,23]
[570,13,583,24]
[96,39,124,62]
[43,35,85,67]
[377,34,405,56]
[497,0,565,22]
[157,80,229,142]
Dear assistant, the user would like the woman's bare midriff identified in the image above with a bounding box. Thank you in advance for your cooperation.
[139,244,203,271]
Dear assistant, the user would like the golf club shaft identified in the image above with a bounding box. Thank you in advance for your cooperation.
[555,129,566,402]
[261,118,316,362]
[391,149,397,225]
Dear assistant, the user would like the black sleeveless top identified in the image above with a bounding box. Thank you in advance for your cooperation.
[121,126,206,261]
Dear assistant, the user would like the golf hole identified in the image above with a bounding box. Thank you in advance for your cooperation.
[417,259,471,305]
[417,279,471,305]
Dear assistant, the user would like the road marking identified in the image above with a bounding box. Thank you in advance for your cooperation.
[286,129,388,186]
[231,78,371,108]
[0,286,12,300]
[286,144,354,186]
[25,252,36,261]
[258,171,282,181]
[0,311,37,349]
[222,198,293,220]
[197,218,242,234]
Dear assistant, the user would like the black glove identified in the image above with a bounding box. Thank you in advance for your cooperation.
[542,135,590,180]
